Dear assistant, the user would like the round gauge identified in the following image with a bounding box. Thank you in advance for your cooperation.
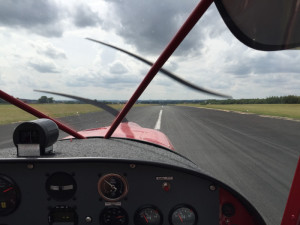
[134,206,163,225]
[0,175,20,216]
[45,172,77,201]
[99,207,128,225]
[97,174,128,201]
[169,205,197,225]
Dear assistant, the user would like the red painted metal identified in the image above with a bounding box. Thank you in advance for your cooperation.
[219,188,261,225]
[281,156,300,225]
[104,0,214,139]
[65,122,174,150]
[0,90,86,139]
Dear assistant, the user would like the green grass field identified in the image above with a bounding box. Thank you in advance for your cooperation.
[0,104,111,125]
[0,103,154,125]
[179,104,300,120]
[1,103,299,125]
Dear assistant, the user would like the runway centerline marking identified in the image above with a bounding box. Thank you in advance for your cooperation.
[154,109,163,130]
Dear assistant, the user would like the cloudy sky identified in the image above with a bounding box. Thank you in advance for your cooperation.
[0,0,299,101]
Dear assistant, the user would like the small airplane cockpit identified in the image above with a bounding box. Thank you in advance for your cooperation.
[0,119,265,225]
[0,0,299,224]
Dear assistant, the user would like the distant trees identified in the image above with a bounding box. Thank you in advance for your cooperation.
[204,95,300,105]
[1,95,300,105]
[38,96,54,104]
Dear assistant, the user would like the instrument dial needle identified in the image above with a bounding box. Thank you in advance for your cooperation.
[104,180,117,191]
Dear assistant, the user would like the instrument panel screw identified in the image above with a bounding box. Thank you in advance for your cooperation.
[85,216,92,223]
[27,164,34,169]
[225,218,230,224]
[291,214,296,220]
[129,164,136,169]
[209,184,216,191]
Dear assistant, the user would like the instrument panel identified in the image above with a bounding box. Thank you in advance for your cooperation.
[0,138,266,225]
[0,160,219,225]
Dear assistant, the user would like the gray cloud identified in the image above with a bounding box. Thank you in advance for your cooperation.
[225,51,300,77]
[73,4,102,28]
[35,43,67,59]
[109,62,128,74]
[18,75,39,88]
[0,1,103,37]
[0,0,64,37]
[28,59,59,73]
[250,73,300,96]
[66,74,138,88]
[65,63,141,88]
[103,0,206,56]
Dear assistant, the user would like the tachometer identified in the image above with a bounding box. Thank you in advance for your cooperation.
[97,173,128,201]
[169,205,197,225]
[99,206,128,225]
[134,206,163,225]
[0,175,20,216]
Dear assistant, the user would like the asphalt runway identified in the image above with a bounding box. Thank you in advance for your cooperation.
[1,105,300,225]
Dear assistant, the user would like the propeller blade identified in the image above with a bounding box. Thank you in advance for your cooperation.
[34,90,128,122]
[86,38,232,99]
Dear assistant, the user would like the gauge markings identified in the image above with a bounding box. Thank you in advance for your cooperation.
[143,214,149,223]
[0,175,20,216]
[134,206,163,225]
[178,214,183,222]
[3,187,13,193]
[169,205,197,225]
[98,174,128,202]
[100,207,128,225]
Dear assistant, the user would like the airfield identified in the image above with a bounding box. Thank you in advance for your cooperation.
[1,105,300,225]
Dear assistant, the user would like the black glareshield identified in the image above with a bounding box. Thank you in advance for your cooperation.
[214,0,300,51]
[13,119,59,156]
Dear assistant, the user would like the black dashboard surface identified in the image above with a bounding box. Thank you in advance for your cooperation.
[0,138,221,225]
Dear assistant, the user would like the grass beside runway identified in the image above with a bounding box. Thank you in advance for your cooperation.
[178,104,300,120]
[0,103,154,125]
[0,104,102,124]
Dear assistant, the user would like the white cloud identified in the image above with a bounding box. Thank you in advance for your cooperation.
[31,41,67,59]
[109,61,128,74]
[0,0,299,101]
[28,58,59,73]
[0,73,4,85]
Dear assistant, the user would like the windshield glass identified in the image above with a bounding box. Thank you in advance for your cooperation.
[0,1,300,224]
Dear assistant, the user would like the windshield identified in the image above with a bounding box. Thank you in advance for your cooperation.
[0,1,300,225]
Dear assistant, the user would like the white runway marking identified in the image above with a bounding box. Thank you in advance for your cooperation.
[154,109,163,130]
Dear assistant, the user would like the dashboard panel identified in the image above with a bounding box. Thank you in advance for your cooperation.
[0,138,266,225]
[0,160,219,224]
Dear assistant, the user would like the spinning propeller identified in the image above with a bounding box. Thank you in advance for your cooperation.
[34,90,128,122]
[36,38,231,119]
[86,38,232,99]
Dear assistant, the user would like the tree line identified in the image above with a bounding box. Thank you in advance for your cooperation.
[205,95,300,105]
[1,95,300,104]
